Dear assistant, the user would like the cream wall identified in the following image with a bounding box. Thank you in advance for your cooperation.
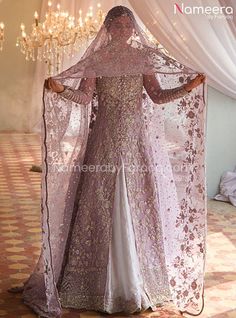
[206,86,236,198]
[0,0,42,132]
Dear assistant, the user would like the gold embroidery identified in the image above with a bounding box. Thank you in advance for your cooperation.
[58,75,172,312]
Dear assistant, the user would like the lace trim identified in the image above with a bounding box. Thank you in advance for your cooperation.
[59,292,173,314]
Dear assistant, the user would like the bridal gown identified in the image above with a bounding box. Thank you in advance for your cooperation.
[56,74,188,314]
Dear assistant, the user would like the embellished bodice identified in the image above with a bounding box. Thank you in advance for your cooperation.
[96,74,143,104]
[85,74,146,163]
[93,75,145,148]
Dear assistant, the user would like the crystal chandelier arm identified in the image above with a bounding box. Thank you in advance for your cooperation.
[58,77,96,105]
[143,74,191,104]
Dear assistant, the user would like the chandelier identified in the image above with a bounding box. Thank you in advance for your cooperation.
[0,22,4,51]
[16,2,105,76]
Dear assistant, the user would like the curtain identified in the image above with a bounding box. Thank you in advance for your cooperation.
[129,0,236,100]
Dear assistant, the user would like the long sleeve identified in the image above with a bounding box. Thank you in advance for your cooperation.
[143,74,191,104]
[58,77,96,105]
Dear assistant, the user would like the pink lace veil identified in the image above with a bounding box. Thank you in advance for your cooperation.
[21,6,207,318]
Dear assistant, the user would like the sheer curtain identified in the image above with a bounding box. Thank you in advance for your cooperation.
[129,0,236,99]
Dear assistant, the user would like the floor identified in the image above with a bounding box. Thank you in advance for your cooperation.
[0,133,236,318]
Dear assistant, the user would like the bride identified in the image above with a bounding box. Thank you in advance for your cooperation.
[8,5,206,318]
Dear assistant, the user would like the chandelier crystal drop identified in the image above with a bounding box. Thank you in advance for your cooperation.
[16,2,105,75]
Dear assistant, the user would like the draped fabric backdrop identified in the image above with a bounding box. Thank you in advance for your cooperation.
[129,0,236,99]
[219,0,236,37]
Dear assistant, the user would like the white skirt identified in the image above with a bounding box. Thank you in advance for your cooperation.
[104,155,158,313]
